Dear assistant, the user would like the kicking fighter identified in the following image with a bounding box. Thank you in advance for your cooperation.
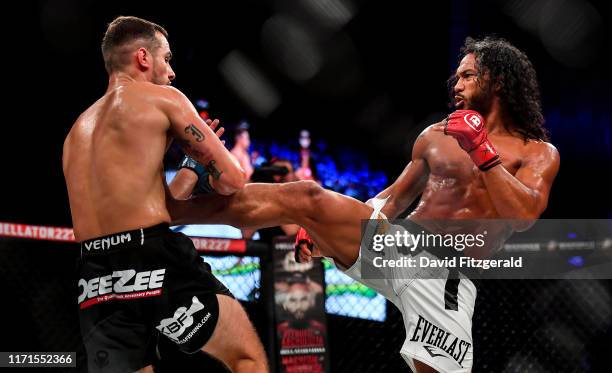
[170,36,559,373]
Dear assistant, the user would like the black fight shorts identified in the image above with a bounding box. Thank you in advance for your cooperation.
[77,223,233,373]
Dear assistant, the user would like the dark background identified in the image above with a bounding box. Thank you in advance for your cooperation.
[0,2,611,372]
[2,0,611,223]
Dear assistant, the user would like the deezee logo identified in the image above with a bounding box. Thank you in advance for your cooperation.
[463,113,482,131]
[77,268,166,308]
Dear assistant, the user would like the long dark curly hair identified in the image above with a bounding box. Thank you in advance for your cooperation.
[449,37,549,141]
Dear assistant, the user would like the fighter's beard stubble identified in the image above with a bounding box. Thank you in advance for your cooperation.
[466,86,494,114]
[458,78,496,115]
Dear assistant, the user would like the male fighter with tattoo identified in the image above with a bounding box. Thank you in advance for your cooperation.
[63,16,267,373]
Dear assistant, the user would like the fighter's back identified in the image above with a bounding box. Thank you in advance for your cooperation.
[63,82,171,240]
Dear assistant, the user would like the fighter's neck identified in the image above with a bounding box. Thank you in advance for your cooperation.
[106,71,149,93]
[483,105,516,137]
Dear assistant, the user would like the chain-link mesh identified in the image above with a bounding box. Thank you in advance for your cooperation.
[327,308,408,372]
[0,239,87,373]
[202,255,262,301]
[2,238,611,372]
[473,280,612,373]
[323,258,387,321]
[326,276,612,372]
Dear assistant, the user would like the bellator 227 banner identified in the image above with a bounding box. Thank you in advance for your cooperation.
[273,236,330,373]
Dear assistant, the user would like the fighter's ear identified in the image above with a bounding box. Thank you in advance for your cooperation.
[136,47,151,70]
[494,77,503,93]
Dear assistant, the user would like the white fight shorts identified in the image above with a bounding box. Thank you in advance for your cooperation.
[330,198,476,373]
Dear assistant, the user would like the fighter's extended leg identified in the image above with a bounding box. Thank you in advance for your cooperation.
[170,181,372,267]
[171,181,314,228]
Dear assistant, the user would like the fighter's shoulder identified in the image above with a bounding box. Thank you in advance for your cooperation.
[524,139,559,159]
[121,82,186,103]
[427,120,447,132]
[145,83,186,101]
[418,122,446,142]
[521,139,560,170]
[408,122,445,158]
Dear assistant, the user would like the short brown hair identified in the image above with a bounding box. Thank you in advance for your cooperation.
[101,16,168,73]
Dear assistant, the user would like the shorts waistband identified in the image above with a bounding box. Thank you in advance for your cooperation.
[80,223,170,256]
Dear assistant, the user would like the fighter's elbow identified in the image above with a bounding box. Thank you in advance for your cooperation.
[230,167,247,189]
[512,219,537,232]
[169,169,198,200]
[214,169,247,195]
[512,205,545,232]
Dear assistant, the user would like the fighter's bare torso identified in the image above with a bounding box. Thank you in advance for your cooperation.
[398,122,558,257]
[63,82,175,241]
[412,122,543,220]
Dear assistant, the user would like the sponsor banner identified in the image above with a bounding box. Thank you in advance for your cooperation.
[273,236,329,373]
[190,237,246,253]
[0,222,75,242]
[0,222,247,253]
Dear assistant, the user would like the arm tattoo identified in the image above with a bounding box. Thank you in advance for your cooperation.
[206,160,223,180]
[184,124,205,142]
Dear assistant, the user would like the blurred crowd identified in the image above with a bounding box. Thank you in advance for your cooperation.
[163,100,389,241]
[166,101,388,201]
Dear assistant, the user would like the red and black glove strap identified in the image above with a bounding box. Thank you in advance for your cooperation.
[478,155,502,171]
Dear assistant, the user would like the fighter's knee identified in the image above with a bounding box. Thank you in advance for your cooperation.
[291,180,322,196]
[224,330,267,373]
[299,180,325,207]
[279,180,321,210]
[229,355,268,373]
